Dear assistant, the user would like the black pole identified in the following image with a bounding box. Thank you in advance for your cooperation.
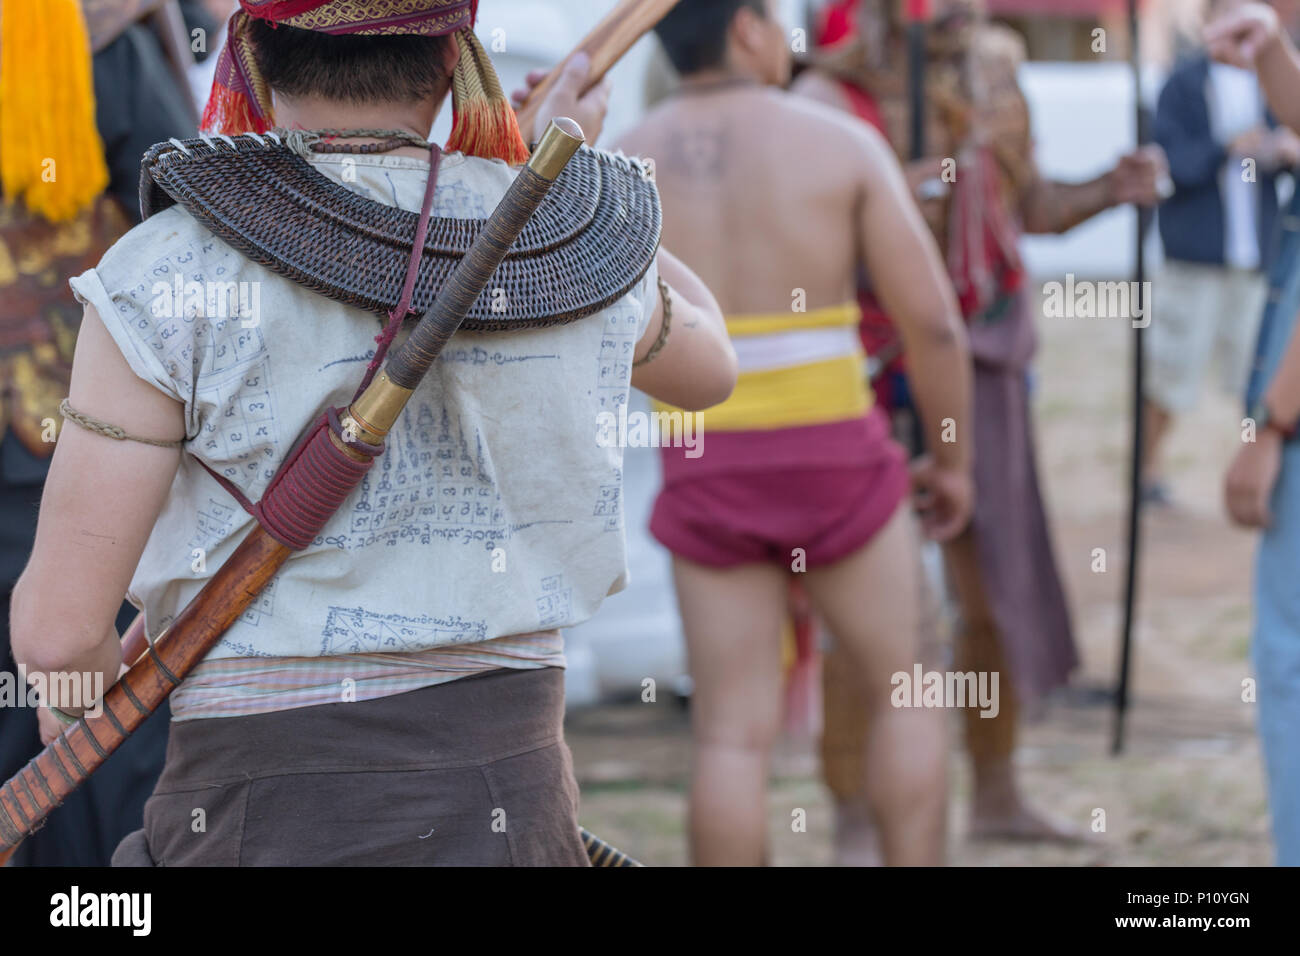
[1112,0,1146,756]
[903,1,929,455]
[906,1,927,160]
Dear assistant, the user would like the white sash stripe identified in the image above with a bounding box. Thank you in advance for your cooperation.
[731,325,863,373]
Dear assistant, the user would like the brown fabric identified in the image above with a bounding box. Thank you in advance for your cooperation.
[967,293,1077,704]
[111,666,589,866]
[0,194,131,456]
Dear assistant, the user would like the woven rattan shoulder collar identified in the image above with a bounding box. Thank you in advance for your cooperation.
[138,133,662,331]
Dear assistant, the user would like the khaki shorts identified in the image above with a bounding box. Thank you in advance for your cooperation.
[1147,260,1268,413]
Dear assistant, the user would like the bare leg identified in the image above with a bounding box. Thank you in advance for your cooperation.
[1141,399,1172,487]
[673,557,789,866]
[820,527,947,865]
[945,528,1085,842]
[821,640,883,866]
[803,505,947,866]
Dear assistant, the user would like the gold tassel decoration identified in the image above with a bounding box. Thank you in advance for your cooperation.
[445,27,530,165]
[0,0,109,222]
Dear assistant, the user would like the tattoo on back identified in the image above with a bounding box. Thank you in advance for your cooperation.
[663,125,729,182]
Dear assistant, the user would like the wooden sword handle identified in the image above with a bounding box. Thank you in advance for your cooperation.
[514,0,683,141]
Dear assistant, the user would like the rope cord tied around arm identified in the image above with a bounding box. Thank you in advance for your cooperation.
[58,398,182,448]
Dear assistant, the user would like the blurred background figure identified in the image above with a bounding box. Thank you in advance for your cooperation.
[618,0,971,866]
[1210,0,1300,869]
[1144,0,1298,508]
[0,0,199,866]
[794,0,1167,853]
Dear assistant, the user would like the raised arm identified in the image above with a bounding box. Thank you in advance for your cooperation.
[1207,2,1300,133]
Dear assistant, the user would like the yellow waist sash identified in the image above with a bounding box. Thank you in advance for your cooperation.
[656,303,871,432]
[724,301,861,338]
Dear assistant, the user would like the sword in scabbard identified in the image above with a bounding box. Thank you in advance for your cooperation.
[581,828,642,867]
[0,118,586,866]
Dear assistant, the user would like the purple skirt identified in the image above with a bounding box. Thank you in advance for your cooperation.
[968,290,1079,704]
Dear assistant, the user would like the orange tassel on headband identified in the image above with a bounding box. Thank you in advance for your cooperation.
[202,0,530,165]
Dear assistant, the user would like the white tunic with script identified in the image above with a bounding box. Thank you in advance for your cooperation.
[71,150,655,667]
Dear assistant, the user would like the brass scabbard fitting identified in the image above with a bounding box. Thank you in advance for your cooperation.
[529,118,585,181]
[330,371,413,459]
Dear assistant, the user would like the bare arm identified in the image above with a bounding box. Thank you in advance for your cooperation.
[1019,171,1120,235]
[855,125,971,472]
[853,124,973,539]
[1262,312,1300,432]
[10,306,183,711]
[1018,115,1166,233]
[1224,305,1300,528]
[1207,2,1300,133]
[630,247,737,410]
[1256,29,1300,133]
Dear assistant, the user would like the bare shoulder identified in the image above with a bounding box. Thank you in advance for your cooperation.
[773,87,878,146]
[789,68,852,113]
[772,88,894,170]
[611,98,677,157]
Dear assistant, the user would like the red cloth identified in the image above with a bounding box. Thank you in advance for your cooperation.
[650,454,908,569]
[205,1,479,133]
[834,79,1026,411]
[817,0,859,48]
[651,409,908,567]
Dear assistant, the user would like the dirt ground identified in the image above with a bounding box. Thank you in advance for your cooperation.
[566,286,1274,867]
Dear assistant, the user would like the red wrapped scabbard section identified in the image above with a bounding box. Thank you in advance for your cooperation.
[255,407,382,550]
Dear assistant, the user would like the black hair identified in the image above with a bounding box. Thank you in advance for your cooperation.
[654,0,767,76]
[247,19,455,103]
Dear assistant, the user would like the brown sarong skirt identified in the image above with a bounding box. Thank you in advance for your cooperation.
[111,666,589,866]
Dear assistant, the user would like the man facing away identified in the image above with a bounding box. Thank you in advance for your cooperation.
[9,0,736,866]
[617,0,973,866]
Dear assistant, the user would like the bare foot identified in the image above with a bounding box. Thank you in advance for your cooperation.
[969,801,1094,844]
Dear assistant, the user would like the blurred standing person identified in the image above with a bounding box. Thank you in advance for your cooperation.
[0,0,196,866]
[618,0,973,866]
[1211,0,1300,867]
[795,0,1168,846]
[1145,0,1298,506]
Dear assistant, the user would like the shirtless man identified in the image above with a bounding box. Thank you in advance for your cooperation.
[616,0,972,866]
